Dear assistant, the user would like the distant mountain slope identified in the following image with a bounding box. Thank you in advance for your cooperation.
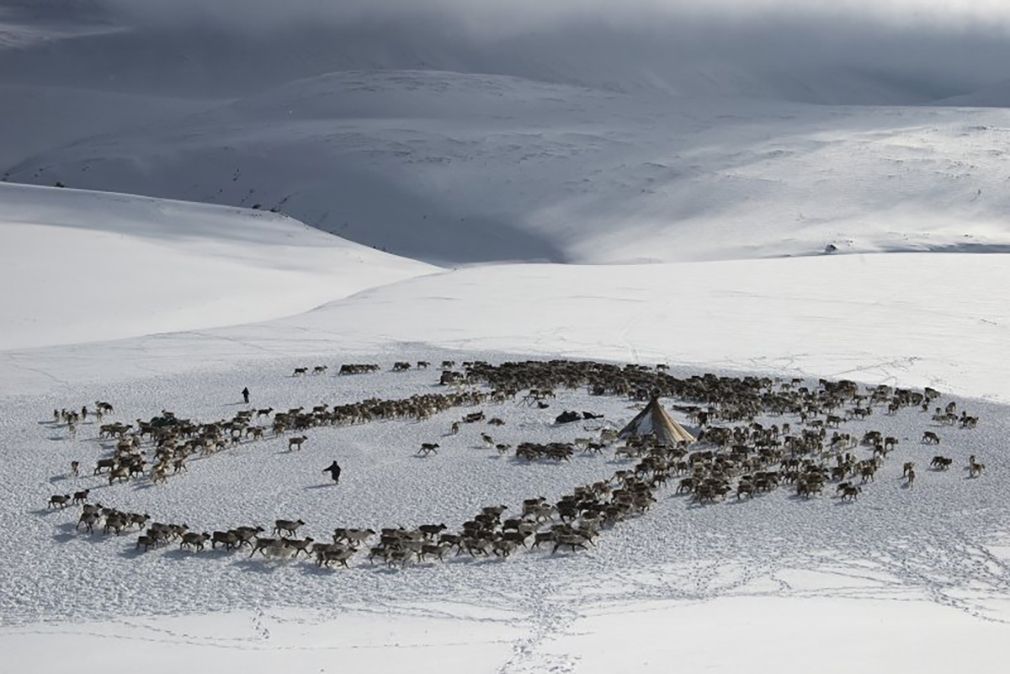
[0,183,436,350]
[0,84,213,168]
[932,80,1010,108]
[4,5,1010,266]
[7,70,1010,264]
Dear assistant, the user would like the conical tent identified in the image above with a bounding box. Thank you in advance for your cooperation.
[619,397,696,445]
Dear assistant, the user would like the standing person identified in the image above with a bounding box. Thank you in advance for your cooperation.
[241,387,250,404]
[323,460,341,484]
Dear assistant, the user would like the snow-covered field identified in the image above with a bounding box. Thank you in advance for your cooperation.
[4,250,1006,402]
[1,187,1008,671]
[5,3,1010,671]
[3,355,1010,673]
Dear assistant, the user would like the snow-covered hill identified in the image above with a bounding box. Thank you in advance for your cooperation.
[0,183,435,350]
[7,70,1010,265]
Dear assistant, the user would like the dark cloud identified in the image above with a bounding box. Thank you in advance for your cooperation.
[15,1,1010,102]
[91,0,1010,35]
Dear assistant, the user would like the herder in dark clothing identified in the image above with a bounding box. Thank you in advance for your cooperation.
[323,461,341,484]
[241,387,250,404]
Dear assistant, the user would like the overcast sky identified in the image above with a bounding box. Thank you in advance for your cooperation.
[66,1,1010,101]
[96,0,1010,32]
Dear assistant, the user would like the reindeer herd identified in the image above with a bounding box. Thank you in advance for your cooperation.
[42,358,989,571]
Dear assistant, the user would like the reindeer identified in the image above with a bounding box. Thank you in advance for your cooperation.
[232,526,264,548]
[93,458,117,475]
[77,511,100,533]
[418,524,447,539]
[922,431,940,445]
[108,465,130,485]
[249,537,281,557]
[840,484,861,501]
[180,532,211,552]
[211,531,240,550]
[416,442,439,457]
[930,456,953,470]
[282,537,315,558]
[273,519,306,536]
[48,494,71,509]
[288,435,308,451]
[292,367,308,377]
[317,546,356,568]
[343,529,376,547]
[968,455,985,478]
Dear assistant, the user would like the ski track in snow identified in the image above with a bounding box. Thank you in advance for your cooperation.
[4,354,1010,669]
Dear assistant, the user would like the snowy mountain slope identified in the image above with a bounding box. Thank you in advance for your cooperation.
[933,80,1010,108]
[0,1,118,51]
[0,84,214,168]
[0,183,436,350]
[7,70,1010,264]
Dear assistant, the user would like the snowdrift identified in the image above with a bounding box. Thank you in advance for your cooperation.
[0,183,436,350]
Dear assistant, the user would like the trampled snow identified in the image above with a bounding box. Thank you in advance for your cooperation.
[3,357,1010,673]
